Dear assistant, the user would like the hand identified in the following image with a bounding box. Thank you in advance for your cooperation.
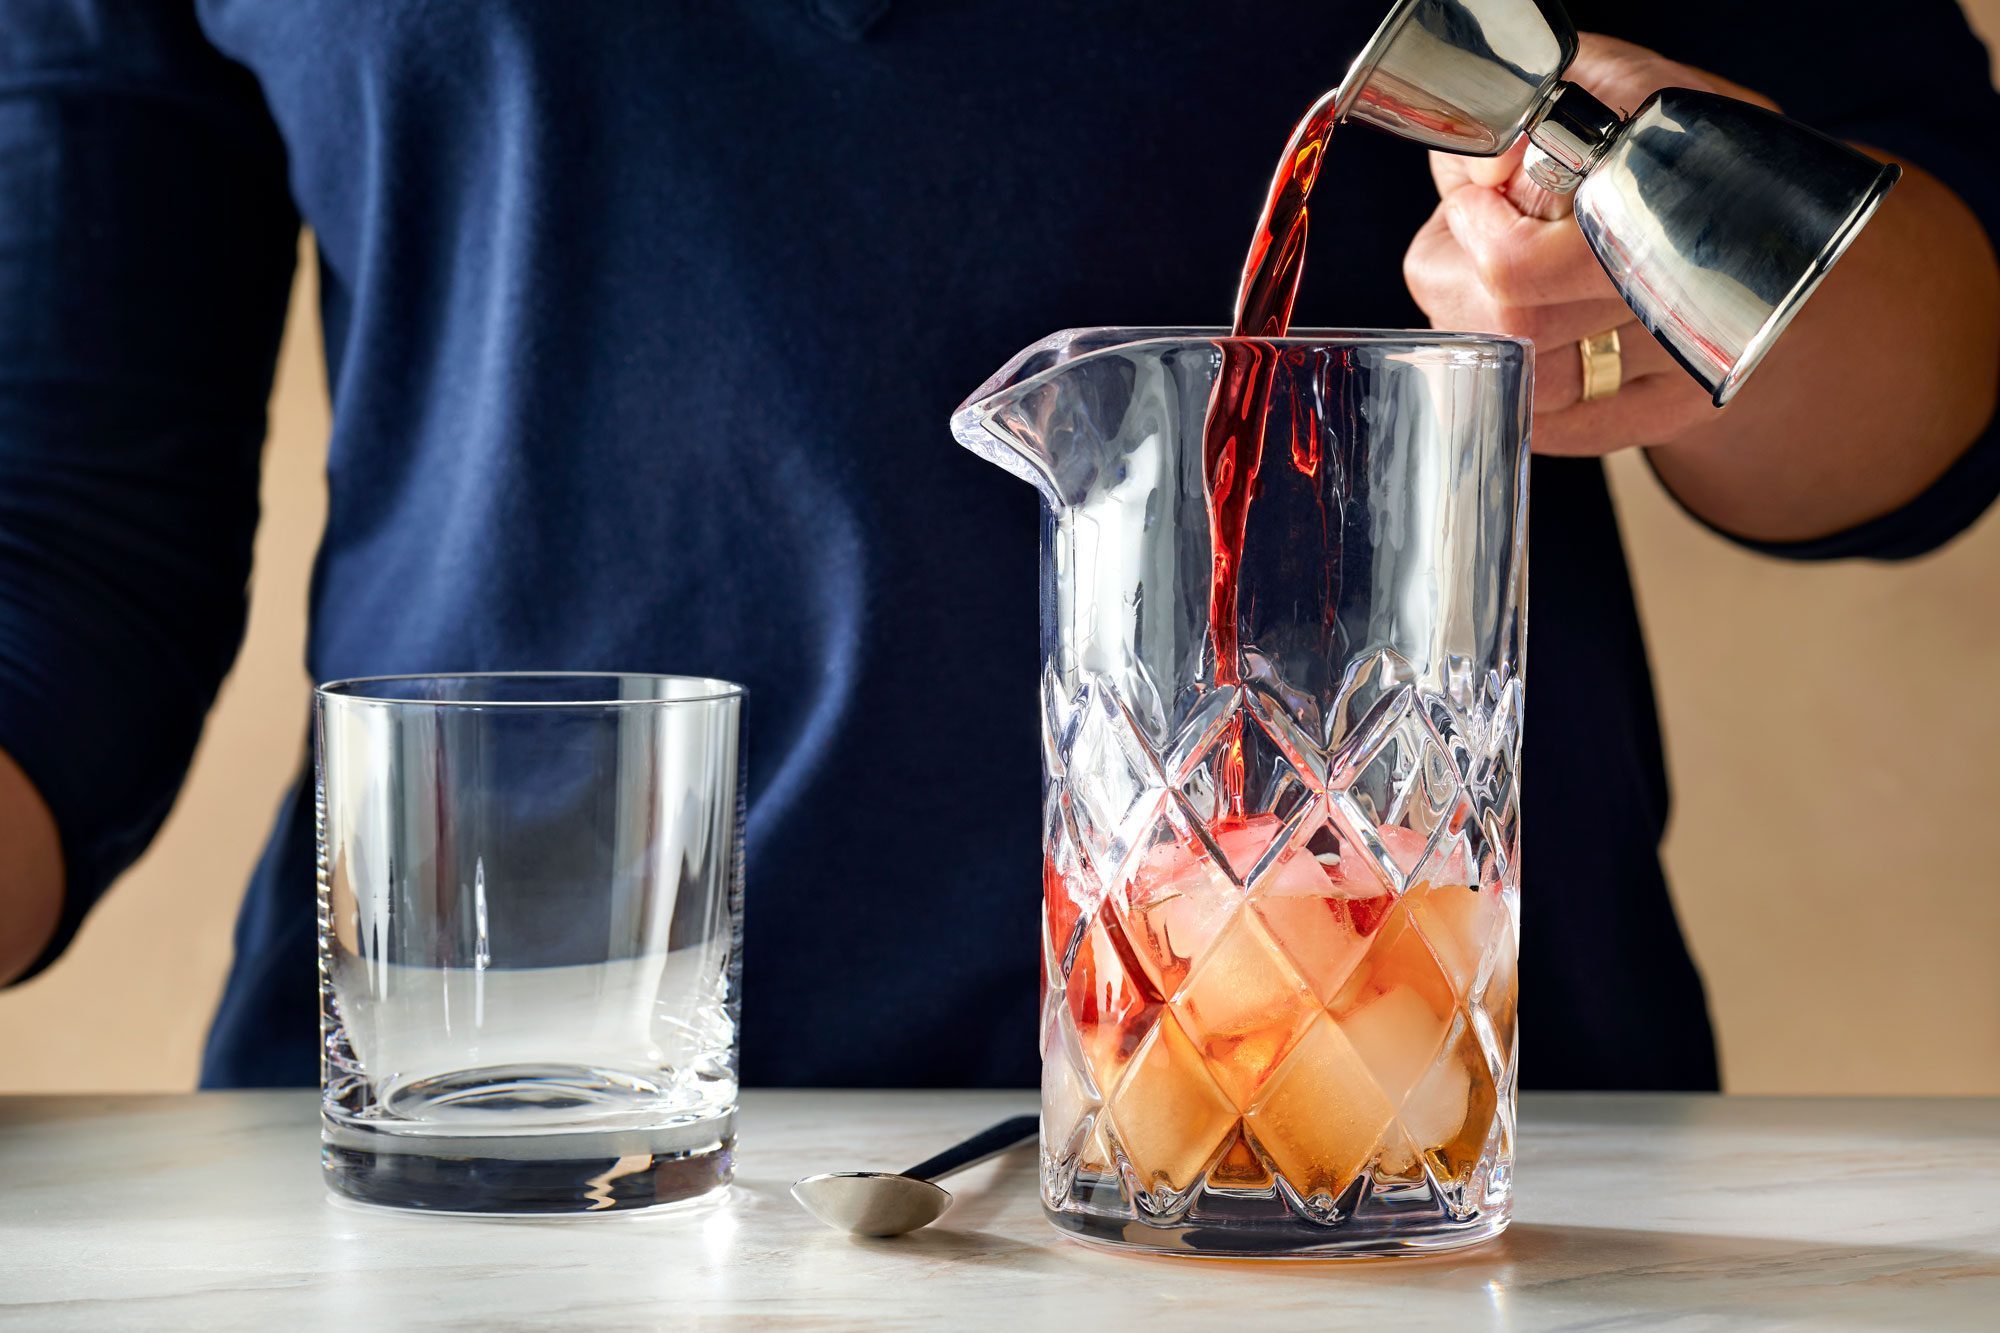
[1401,34,1778,457]
[0,746,61,985]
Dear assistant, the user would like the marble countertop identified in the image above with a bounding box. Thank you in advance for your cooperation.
[1,1090,1996,1330]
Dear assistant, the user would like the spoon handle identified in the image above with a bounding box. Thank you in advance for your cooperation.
[900,1114,1039,1183]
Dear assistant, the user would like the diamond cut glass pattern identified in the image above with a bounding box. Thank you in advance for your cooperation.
[1107,1014,1240,1207]
[1170,909,1317,1108]
[953,330,1529,1256]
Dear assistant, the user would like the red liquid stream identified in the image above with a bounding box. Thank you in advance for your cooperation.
[1201,90,1341,816]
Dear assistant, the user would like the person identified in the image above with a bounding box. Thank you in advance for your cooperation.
[1,1,1995,1092]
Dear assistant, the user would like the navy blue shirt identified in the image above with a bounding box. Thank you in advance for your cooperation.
[4,1,1997,1090]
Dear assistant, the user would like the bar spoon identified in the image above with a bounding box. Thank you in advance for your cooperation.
[791,1114,1039,1237]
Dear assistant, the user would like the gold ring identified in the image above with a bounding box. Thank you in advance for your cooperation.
[1579,328,1622,402]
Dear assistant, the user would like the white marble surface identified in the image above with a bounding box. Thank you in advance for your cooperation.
[1,1090,1996,1330]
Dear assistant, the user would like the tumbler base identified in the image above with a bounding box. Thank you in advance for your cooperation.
[1046,1177,1510,1259]
[322,1110,734,1215]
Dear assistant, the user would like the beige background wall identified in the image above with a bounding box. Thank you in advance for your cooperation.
[4,14,2000,1094]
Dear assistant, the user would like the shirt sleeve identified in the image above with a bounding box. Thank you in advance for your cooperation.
[0,3,298,979]
[1712,0,2000,560]
[1592,0,2000,560]
[1605,0,2000,562]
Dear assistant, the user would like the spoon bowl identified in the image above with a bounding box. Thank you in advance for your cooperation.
[790,1171,954,1237]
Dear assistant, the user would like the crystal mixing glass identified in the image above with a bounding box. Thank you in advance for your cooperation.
[955,330,1531,1256]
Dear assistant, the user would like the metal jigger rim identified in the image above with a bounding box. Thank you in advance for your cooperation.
[1331,0,1423,123]
[1713,161,1901,407]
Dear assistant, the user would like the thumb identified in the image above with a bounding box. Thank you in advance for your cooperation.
[1463,139,1526,189]
[1441,137,1568,221]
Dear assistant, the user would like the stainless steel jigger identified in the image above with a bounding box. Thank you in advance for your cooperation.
[1335,0,1899,405]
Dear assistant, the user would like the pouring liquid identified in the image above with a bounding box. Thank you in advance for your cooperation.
[1200,88,1343,816]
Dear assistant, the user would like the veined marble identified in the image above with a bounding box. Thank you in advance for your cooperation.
[0,1091,1995,1330]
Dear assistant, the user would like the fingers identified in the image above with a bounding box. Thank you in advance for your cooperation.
[1440,183,1615,307]
[1436,146,1570,222]
[1558,35,1678,120]
[1404,203,1625,344]
[1416,213,1632,340]
[1433,35,1777,217]
[1433,142,1571,221]
[1530,372,1716,457]
[1566,32,1778,114]
[1430,35,1775,216]
[1428,140,1525,197]
[1405,186,1617,325]
[1531,322,1685,416]
[1463,140,1526,190]
[1402,184,1715,451]
[1403,206,1476,324]
[1500,174,1576,223]
[1508,299,1636,352]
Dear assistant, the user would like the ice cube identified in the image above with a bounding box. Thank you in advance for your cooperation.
[1113,815,1242,996]
[1336,981,1451,1110]
[1399,1020,1498,1195]
[1243,1015,1395,1203]
[1106,1013,1240,1196]
[1249,819,1394,1003]
[1406,878,1504,998]
[1169,910,1316,1107]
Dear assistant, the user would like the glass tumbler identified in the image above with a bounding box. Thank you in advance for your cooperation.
[316,673,744,1214]
[954,329,1529,1256]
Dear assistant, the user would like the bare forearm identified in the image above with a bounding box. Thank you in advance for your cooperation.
[1649,158,2000,543]
[0,747,62,985]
